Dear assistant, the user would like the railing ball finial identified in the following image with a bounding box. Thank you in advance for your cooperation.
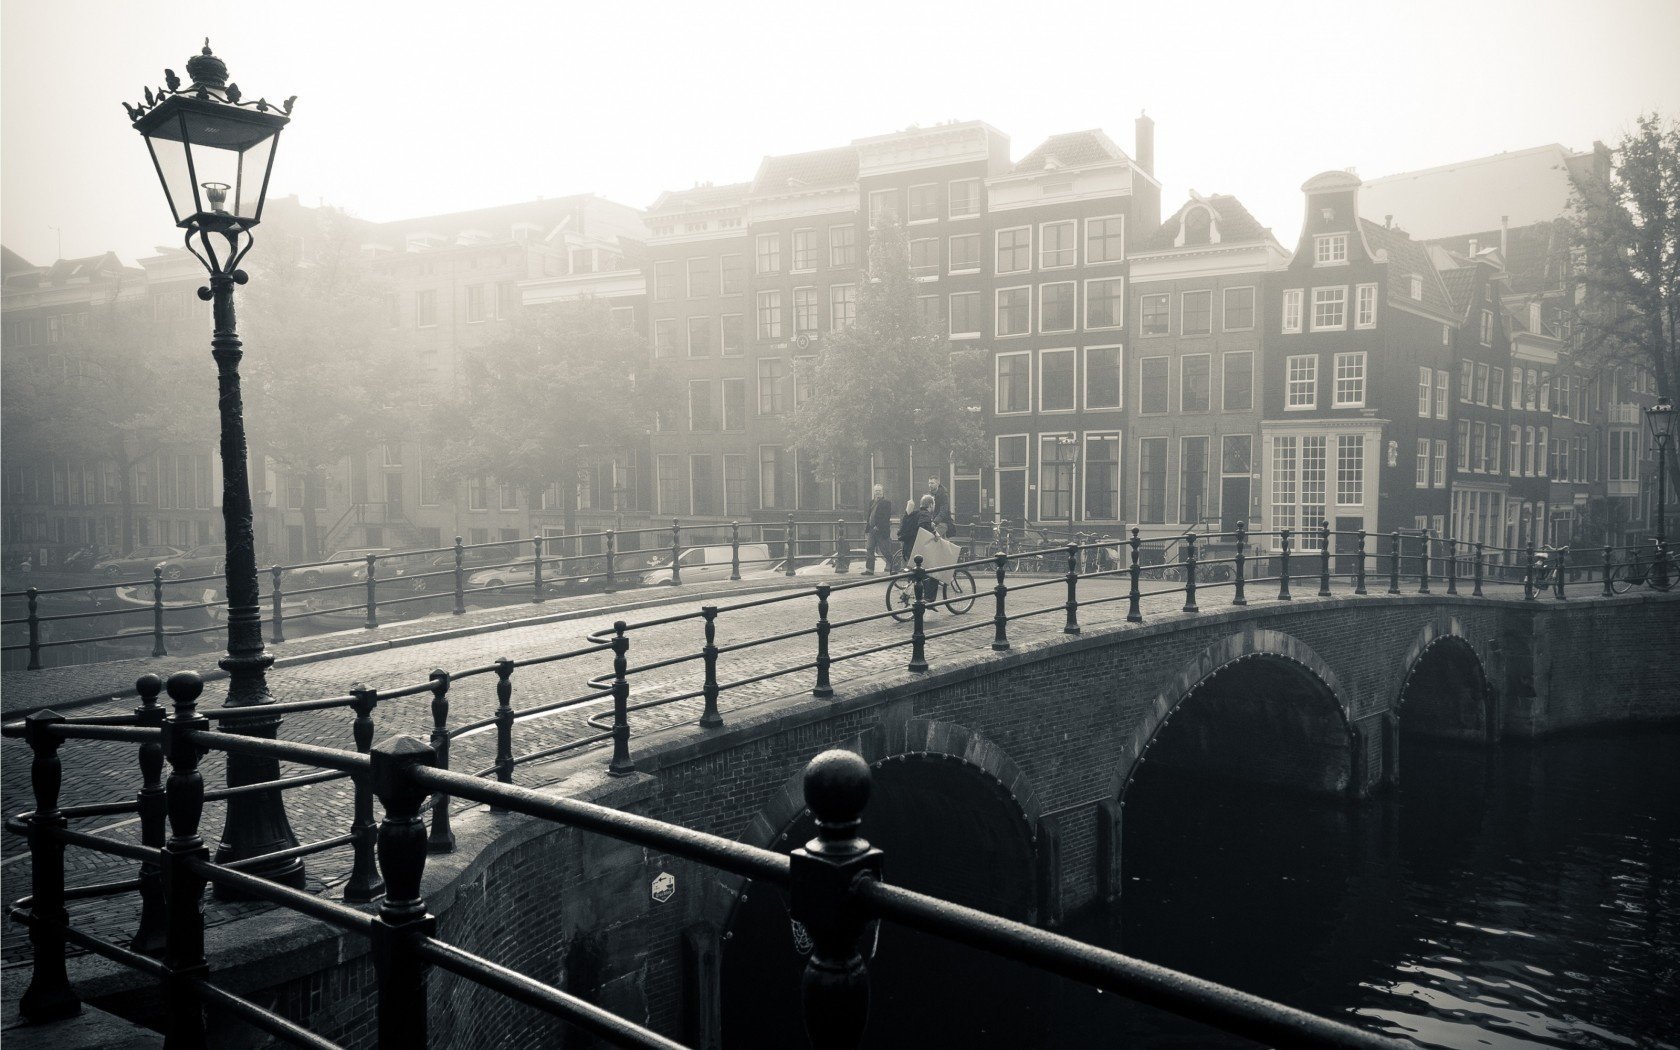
[803,749,872,857]
[165,670,204,714]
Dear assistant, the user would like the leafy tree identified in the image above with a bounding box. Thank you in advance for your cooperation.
[1568,113,1680,494]
[428,296,673,534]
[784,214,987,497]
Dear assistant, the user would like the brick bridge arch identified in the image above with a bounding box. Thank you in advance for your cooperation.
[1389,614,1496,754]
[1110,627,1360,803]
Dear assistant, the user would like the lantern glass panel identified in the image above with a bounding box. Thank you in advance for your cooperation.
[144,119,197,225]
[142,102,284,226]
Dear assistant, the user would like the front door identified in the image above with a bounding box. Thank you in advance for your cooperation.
[385,472,404,513]
[1220,476,1250,534]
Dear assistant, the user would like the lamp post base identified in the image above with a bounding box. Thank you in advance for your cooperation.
[211,651,307,897]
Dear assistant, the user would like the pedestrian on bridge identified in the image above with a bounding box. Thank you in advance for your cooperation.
[863,484,898,576]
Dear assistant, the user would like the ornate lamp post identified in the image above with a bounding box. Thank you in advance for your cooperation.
[1054,433,1080,542]
[127,43,304,891]
[1646,395,1675,588]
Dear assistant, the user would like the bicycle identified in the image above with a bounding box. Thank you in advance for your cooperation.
[886,547,977,622]
[1607,544,1679,594]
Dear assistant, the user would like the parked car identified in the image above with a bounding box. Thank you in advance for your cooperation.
[640,543,770,586]
[391,545,519,593]
[465,558,565,593]
[92,545,185,580]
[288,549,391,592]
[792,549,871,577]
[155,543,227,581]
[61,545,117,575]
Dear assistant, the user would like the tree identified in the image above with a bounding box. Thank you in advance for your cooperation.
[1568,113,1680,494]
[428,297,672,534]
[784,214,987,500]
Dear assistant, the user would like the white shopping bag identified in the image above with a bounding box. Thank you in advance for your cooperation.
[909,530,961,585]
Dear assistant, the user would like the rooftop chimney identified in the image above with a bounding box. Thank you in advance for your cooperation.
[1135,111,1154,177]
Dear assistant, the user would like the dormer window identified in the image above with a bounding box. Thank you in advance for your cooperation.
[1313,234,1347,265]
[1409,274,1423,300]
[1183,209,1212,246]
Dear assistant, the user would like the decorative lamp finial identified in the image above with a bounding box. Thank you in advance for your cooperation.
[185,39,228,92]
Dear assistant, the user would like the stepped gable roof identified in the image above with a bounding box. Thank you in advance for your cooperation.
[1139,194,1272,252]
[751,147,858,195]
[1013,129,1128,173]
[1359,219,1455,318]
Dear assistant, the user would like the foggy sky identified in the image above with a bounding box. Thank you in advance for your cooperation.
[4,0,1678,267]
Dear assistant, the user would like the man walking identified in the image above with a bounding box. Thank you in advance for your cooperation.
[863,484,896,575]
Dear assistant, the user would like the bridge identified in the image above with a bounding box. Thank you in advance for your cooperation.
[6,528,1677,1047]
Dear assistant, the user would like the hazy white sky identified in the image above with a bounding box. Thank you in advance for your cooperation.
[4,0,1678,266]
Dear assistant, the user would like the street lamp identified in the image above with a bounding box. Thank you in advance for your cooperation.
[128,42,303,891]
[1646,395,1675,587]
[1054,433,1080,542]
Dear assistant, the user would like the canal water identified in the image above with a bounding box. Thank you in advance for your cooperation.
[855,731,1680,1048]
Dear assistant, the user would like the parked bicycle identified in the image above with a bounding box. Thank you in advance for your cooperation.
[1607,544,1679,594]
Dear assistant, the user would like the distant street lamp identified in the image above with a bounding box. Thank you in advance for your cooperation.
[1646,395,1674,588]
[1054,433,1080,542]
[128,42,303,891]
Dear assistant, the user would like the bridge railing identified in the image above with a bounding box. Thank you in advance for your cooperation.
[8,677,1407,1049]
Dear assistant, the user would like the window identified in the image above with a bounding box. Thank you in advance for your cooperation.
[909,238,940,277]
[1473,362,1490,405]
[1416,439,1431,488]
[1138,438,1168,524]
[756,290,783,340]
[868,189,897,227]
[1040,221,1076,268]
[687,258,714,298]
[1333,352,1365,407]
[996,287,1031,336]
[721,314,743,356]
[654,318,677,358]
[1539,371,1551,412]
[1223,286,1255,331]
[1489,424,1502,473]
[758,446,784,508]
[1355,283,1377,328]
[1286,355,1317,409]
[908,184,939,223]
[1181,290,1213,336]
[1523,426,1536,475]
[1174,436,1208,523]
[948,179,980,218]
[996,228,1031,274]
[722,378,746,431]
[688,380,717,431]
[791,229,816,271]
[793,355,816,407]
[1040,282,1076,332]
[1086,216,1124,264]
[995,435,1029,521]
[757,358,787,414]
[1435,372,1449,419]
[723,455,748,516]
[1473,420,1488,472]
[830,285,857,330]
[1525,369,1538,410]
[1459,359,1475,403]
[1456,420,1471,471]
[416,289,436,327]
[1510,367,1523,409]
[687,316,714,356]
[720,254,744,295]
[656,455,684,516]
[1086,278,1123,329]
[1141,293,1170,336]
[1311,287,1346,330]
[1040,349,1076,412]
[468,476,488,511]
[1336,435,1364,505]
[1409,274,1424,300]
[1084,434,1121,520]
[793,287,819,335]
[1140,357,1169,414]
[1537,426,1549,477]
[654,261,679,301]
[1314,233,1348,265]
[829,226,855,268]
[1271,436,1298,535]
[1509,426,1522,477]
[949,233,980,273]
[1418,367,1433,417]
[996,352,1031,414]
[1222,351,1253,411]
[949,291,981,337]
[1282,289,1303,333]
[1480,309,1493,346]
[1084,346,1122,410]
[916,295,941,330]
[690,456,719,516]
[756,234,781,275]
[1039,435,1076,521]
[1181,354,1211,412]
[1433,440,1447,488]
[465,284,487,323]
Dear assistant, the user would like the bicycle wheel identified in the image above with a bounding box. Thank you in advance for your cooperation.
[1610,566,1634,595]
[886,576,917,623]
[946,569,977,614]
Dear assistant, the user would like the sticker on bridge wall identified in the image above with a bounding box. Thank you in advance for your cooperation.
[651,871,676,904]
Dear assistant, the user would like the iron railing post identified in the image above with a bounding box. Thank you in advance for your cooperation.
[834,519,848,574]
[152,567,167,657]
[1064,543,1082,633]
[131,673,168,957]
[162,670,210,1049]
[1318,521,1332,597]
[814,585,834,697]
[604,529,618,593]
[670,520,683,586]
[1389,529,1402,595]
[368,735,437,1049]
[19,710,79,1023]
[363,554,379,630]
[1182,533,1199,614]
[1354,530,1368,595]
[791,750,882,1050]
[1445,537,1458,595]
[1126,527,1143,623]
[908,558,929,673]
[786,513,798,577]
[25,586,41,669]
[1601,545,1614,598]
[1233,521,1249,606]
[1524,541,1538,601]
[427,670,455,853]
[345,684,385,904]
[532,534,545,603]
[452,536,466,615]
[1418,530,1432,594]
[1473,542,1485,597]
[1555,546,1569,600]
[492,658,515,803]
[729,521,741,581]
[992,552,1011,651]
[269,565,286,644]
[608,623,636,776]
[1278,528,1293,601]
[700,607,723,727]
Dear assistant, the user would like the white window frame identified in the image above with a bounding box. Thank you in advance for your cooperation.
[1332,351,1366,408]
[1310,286,1347,331]
[948,178,981,219]
[1313,232,1349,266]
[867,188,896,228]
[720,313,743,356]
[1221,350,1254,412]
[1286,354,1318,410]
[828,284,856,331]
[1038,281,1077,334]
[1084,277,1124,330]
[1433,440,1447,488]
[994,350,1033,415]
[1180,352,1213,413]
[1435,372,1450,420]
[1416,438,1431,488]
[828,225,856,269]
[1354,283,1377,329]
[1281,289,1303,333]
[995,226,1032,275]
[1418,367,1433,418]
[686,315,713,357]
[1038,347,1078,414]
[1081,430,1124,521]
[906,183,940,225]
[1084,214,1125,265]
[947,232,981,275]
[1083,345,1123,411]
[1410,274,1424,300]
[993,434,1030,522]
[1037,433,1081,523]
[1038,220,1077,270]
[755,232,780,275]
[995,285,1032,338]
[948,291,981,340]
[1140,292,1171,337]
[1138,356,1170,416]
[1180,289,1213,336]
[790,228,816,273]
[1222,286,1255,332]
[1335,434,1365,506]
[1480,308,1493,346]
[908,237,940,280]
